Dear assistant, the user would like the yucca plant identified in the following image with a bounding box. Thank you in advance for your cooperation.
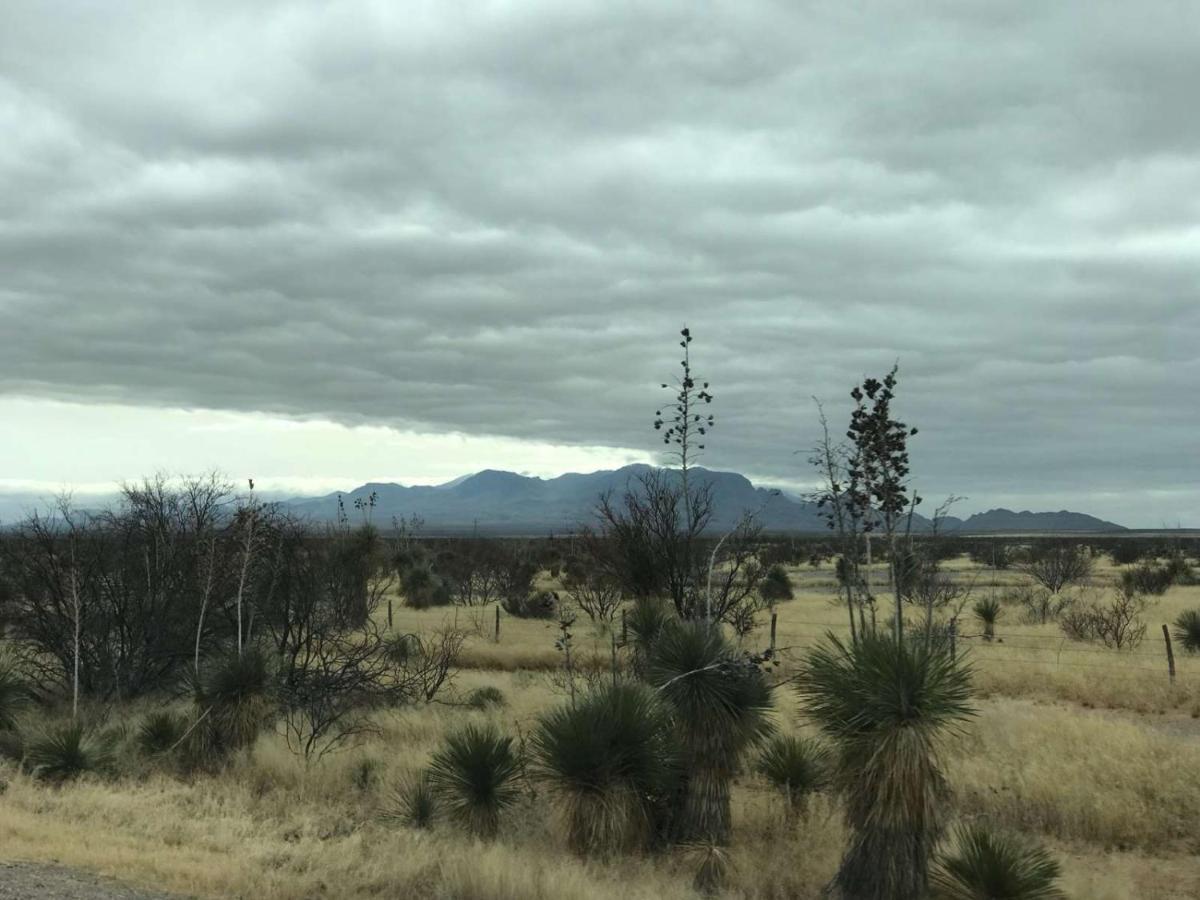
[394,771,437,829]
[427,723,520,838]
[26,722,113,782]
[756,734,830,816]
[533,681,676,855]
[466,685,506,710]
[686,840,732,896]
[973,596,1003,642]
[1173,609,1200,654]
[760,565,794,603]
[626,597,674,674]
[188,649,273,765]
[931,823,1065,899]
[137,710,187,757]
[647,620,773,845]
[798,632,974,900]
[0,660,32,733]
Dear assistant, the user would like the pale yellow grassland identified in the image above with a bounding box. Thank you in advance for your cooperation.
[2,554,1199,897]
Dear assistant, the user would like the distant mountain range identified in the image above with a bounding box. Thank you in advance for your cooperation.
[282,465,1129,535]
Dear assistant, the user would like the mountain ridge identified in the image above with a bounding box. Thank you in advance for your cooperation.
[282,465,1129,535]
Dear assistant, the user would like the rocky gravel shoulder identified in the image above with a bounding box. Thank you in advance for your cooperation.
[0,863,189,900]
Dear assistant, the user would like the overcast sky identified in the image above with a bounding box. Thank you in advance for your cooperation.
[2,1,1197,526]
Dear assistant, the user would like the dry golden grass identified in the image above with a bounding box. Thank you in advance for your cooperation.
[3,554,1200,897]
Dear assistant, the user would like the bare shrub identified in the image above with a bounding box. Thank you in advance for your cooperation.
[1060,586,1147,650]
[1022,542,1093,596]
[561,548,623,623]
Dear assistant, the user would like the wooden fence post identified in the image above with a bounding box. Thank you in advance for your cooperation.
[611,631,619,686]
[769,611,778,653]
[495,604,501,643]
[1163,623,1176,686]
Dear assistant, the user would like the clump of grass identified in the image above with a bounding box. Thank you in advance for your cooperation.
[26,722,113,782]
[427,723,520,838]
[467,686,506,709]
[755,734,829,815]
[932,823,1065,899]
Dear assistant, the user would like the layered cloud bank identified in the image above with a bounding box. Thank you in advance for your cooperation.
[2,1,1197,525]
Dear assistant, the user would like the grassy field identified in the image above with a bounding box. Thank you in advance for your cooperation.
[2,557,1199,898]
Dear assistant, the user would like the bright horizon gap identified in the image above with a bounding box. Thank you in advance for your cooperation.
[1,395,1195,527]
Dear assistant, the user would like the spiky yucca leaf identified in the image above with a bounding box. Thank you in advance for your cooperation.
[0,660,32,733]
[756,734,830,813]
[533,681,676,854]
[1173,609,1200,654]
[26,722,112,782]
[798,633,974,900]
[427,723,520,837]
[932,824,1065,899]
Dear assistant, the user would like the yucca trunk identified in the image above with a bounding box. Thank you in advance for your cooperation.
[678,764,733,844]
[834,827,935,900]
[566,787,650,856]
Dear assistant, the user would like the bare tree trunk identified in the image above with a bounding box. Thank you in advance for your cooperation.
[195,537,216,677]
[235,507,257,658]
[70,543,80,721]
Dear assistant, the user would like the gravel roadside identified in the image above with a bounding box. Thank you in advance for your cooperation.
[0,863,190,900]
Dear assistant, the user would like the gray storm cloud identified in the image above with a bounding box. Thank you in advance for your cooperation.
[1,0,1197,523]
